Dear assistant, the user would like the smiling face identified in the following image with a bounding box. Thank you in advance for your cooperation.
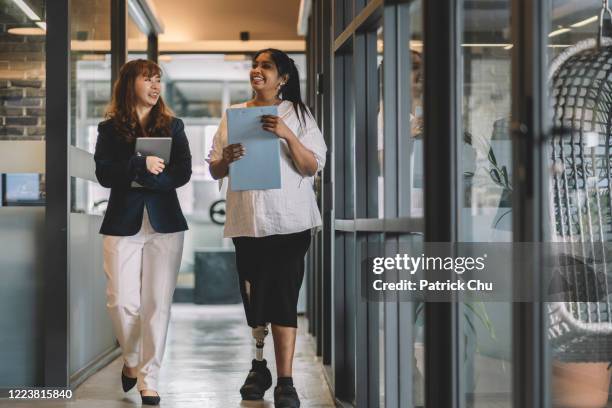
[134,73,161,108]
[250,52,287,95]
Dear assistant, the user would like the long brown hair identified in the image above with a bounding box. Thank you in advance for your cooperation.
[105,59,174,142]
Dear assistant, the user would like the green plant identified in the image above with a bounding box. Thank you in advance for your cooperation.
[463,131,512,192]
[414,301,497,356]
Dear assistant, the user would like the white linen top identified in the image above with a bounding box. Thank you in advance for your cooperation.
[208,101,327,238]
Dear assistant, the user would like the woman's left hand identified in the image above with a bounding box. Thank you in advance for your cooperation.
[261,115,293,140]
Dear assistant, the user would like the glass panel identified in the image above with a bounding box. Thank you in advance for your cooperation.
[460,0,512,406]
[400,1,424,406]
[0,0,46,386]
[546,2,612,406]
[405,1,424,218]
[379,292,385,408]
[377,26,384,219]
[4,174,44,205]
[127,13,147,57]
[70,0,111,152]
[70,177,109,216]
[0,0,46,207]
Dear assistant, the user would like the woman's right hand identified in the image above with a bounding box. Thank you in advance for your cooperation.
[146,156,165,175]
[222,143,246,165]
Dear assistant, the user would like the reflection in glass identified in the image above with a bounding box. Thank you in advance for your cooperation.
[70,0,111,152]
[3,174,45,205]
[406,1,424,218]
[461,1,512,407]
[377,26,384,219]
[0,0,47,204]
[128,13,147,57]
[70,177,109,216]
[403,1,424,406]
[548,1,612,406]
[376,24,385,407]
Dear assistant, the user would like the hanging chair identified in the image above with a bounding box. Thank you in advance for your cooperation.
[548,3,612,362]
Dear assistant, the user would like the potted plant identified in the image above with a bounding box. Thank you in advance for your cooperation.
[412,301,497,406]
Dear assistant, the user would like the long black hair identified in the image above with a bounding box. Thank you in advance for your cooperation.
[253,48,310,126]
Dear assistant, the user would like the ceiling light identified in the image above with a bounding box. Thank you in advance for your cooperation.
[7,27,45,36]
[549,28,571,37]
[410,40,423,50]
[9,0,46,34]
[80,54,106,61]
[570,15,598,28]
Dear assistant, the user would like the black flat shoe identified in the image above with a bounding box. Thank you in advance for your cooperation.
[274,384,300,408]
[140,391,160,406]
[240,359,272,400]
[121,366,137,392]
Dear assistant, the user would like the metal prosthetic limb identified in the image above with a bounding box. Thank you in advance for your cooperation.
[252,324,269,361]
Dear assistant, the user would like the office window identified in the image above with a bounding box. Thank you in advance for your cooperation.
[0,0,46,206]
[460,0,512,406]
[0,0,46,387]
[127,12,147,57]
[70,0,111,152]
[69,0,111,216]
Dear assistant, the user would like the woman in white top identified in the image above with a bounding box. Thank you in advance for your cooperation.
[208,48,326,408]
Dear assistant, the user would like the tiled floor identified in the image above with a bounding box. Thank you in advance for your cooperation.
[0,304,335,408]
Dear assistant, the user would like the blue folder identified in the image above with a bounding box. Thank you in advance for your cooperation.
[227,106,281,191]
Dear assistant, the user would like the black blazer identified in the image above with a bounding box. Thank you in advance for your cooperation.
[94,117,192,236]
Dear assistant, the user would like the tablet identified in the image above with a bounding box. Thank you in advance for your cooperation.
[135,137,172,163]
[131,137,172,187]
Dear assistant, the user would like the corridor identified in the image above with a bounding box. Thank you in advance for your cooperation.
[1,305,334,408]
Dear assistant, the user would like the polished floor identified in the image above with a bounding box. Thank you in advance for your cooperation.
[1,304,335,408]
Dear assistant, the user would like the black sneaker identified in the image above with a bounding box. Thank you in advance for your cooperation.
[240,359,272,400]
[274,384,300,408]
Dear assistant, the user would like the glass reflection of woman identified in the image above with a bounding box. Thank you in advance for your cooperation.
[410,49,424,138]
[94,59,192,406]
[208,49,327,408]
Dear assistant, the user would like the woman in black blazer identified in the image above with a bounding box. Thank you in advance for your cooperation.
[94,59,191,406]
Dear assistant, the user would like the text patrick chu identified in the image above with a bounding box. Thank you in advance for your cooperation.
[371,254,493,293]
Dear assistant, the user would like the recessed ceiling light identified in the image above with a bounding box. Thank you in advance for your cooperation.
[7,27,45,36]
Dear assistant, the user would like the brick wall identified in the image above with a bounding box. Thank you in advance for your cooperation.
[0,24,45,141]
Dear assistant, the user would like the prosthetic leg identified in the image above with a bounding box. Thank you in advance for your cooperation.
[241,324,273,400]
[252,324,269,361]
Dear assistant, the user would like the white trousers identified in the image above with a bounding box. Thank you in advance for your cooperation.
[102,209,184,391]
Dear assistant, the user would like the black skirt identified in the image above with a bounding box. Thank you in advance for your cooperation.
[232,230,311,328]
